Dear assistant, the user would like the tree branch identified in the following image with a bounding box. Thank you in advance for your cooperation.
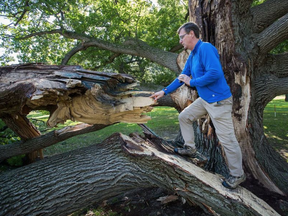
[251,0,288,33]
[0,123,110,162]
[255,74,288,107]
[262,53,288,78]
[18,29,91,41]
[256,13,288,56]
[14,0,30,26]
[61,42,90,65]
[18,29,179,72]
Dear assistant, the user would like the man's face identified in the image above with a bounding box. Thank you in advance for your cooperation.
[179,28,191,50]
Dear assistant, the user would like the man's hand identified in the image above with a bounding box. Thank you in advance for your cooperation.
[150,90,165,101]
[178,74,191,86]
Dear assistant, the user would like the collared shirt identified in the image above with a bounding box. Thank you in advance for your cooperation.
[163,40,231,103]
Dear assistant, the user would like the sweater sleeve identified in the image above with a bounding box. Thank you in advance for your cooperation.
[163,53,192,95]
[189,43,222,87]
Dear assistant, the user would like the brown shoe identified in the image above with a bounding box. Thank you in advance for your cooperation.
[174,146,197,157]
[222,174,246,189]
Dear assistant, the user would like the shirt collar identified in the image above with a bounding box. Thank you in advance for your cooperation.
[191,39,202,55]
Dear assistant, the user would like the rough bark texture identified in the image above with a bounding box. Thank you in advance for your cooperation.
[0,132,280,216]
[184,0,288,196]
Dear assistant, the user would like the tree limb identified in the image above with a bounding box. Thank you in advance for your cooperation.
[251,0,288,33]
[61,42,90,65]
[14,0,30,26]
[255,74,288,107]
[61,43,121,68]
[18,29,179,72]
[0,123,110,162]
[256,13,288,56]
[0,133,280,216]
[261,53,288,78]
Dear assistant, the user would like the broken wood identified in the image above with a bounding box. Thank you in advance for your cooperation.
[0,63,155,126]
[0,132,280,216]
[0,63,155,162]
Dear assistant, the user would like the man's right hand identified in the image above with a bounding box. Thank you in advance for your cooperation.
[150,90,165,101]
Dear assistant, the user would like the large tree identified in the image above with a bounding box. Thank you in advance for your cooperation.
[1,0,288,214]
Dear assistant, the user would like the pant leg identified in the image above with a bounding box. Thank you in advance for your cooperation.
[178,98,207,149]
[204,97,244,176]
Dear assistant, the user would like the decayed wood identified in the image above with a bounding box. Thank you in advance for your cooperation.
[0,63,155,162]
[0,132,280,216]
[0,63,155,127]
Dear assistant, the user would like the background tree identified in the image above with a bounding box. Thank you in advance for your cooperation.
[1,0,288,207]
[0,0,187,76]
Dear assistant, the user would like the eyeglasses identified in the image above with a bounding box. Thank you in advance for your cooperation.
[179,33,188,40]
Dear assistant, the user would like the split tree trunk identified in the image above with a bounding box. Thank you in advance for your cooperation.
[0,132,280,216]
[186,0,288,196]
[0,63,155,162]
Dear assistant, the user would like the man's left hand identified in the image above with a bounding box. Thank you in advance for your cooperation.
[178,74,191,86]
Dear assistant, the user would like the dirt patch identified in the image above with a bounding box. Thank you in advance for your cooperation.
[72,176,288,216]
[73,187,211,216]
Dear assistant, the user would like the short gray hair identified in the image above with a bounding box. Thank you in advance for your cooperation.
[177,22,200,38]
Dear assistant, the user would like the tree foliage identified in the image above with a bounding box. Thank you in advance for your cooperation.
[0,0,187,79]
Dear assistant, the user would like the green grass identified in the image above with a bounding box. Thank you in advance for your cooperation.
[263,95,288,159]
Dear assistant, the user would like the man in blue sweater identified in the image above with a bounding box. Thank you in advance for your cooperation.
[150,22,245,189]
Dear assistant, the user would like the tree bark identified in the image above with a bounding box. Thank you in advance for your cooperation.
[0,132,280,216]
[185,0,288,196]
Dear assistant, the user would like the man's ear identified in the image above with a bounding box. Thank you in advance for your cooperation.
[189,30,194,37]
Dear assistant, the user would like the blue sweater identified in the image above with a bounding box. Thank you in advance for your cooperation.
[163,40,231,103]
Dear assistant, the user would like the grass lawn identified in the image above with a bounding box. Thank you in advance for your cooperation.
[263,95,288,160]
[1,96,287,160]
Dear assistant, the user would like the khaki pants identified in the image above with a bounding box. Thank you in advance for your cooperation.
[178,96,244,177]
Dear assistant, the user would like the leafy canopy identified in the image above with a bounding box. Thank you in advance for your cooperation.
[0,0,187,75]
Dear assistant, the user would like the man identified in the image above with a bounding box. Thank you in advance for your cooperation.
[150,22,245,189]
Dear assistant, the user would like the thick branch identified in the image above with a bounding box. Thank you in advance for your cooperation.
[255,74,288,107]
[0,133,280,216]
[61,42,121,68]
[19,30,179,72]
[0,123,110,162]
[256,13,288,55]
[251,0,288,33]
[261,53,288,78]
[61,43,90,65]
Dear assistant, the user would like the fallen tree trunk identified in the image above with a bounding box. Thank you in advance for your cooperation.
[0,132,280,216]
